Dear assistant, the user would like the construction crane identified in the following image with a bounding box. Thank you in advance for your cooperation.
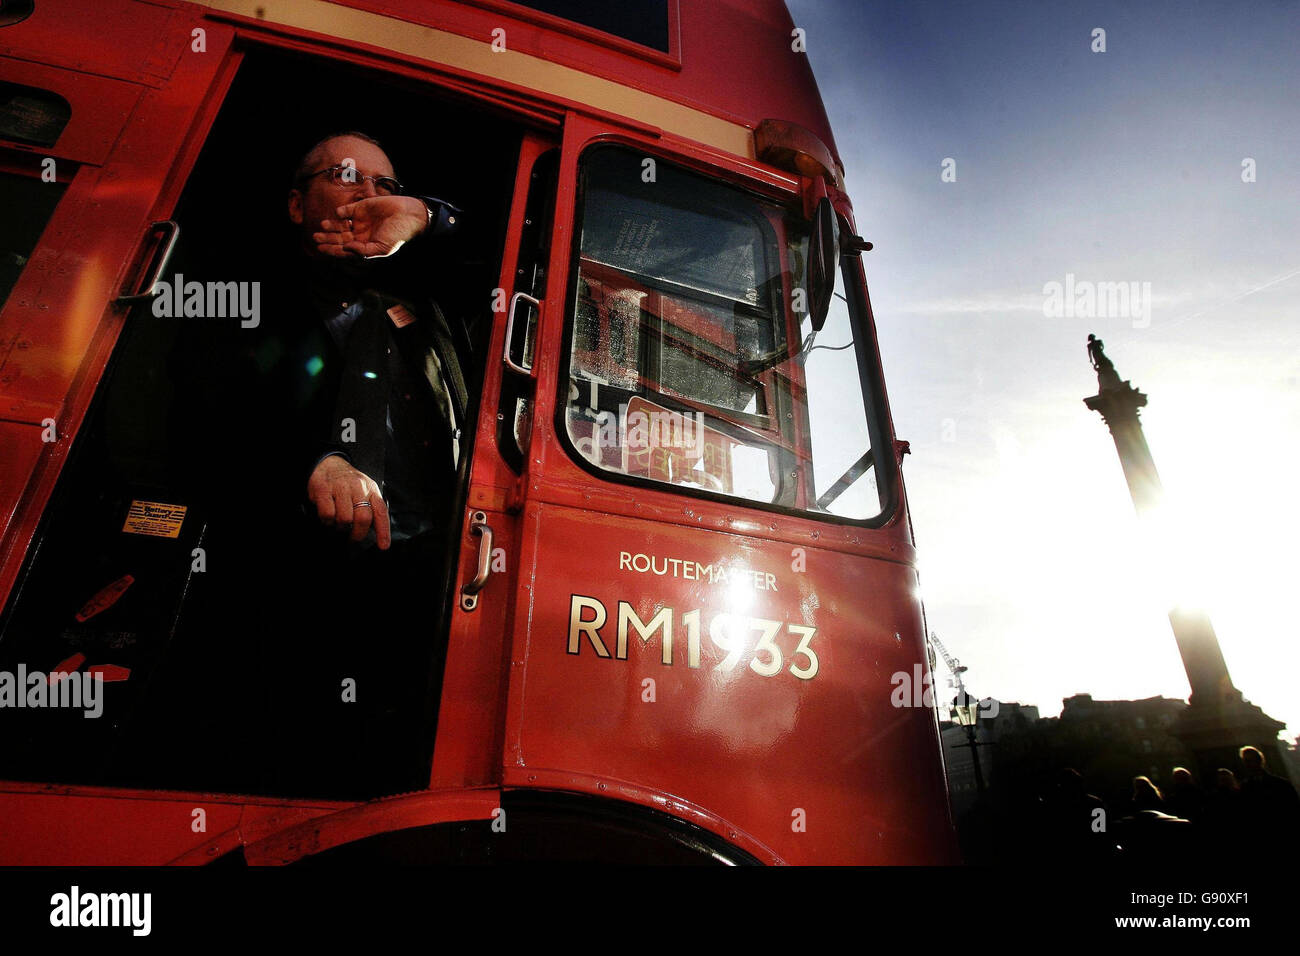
[928,631,969,711]
[927,631,988,795]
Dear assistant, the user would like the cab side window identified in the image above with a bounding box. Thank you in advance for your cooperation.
[563,146,889,520]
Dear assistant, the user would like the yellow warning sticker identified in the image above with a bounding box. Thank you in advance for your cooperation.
[122,500,187,538]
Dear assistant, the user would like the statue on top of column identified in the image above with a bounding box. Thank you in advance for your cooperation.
[1087,334,1122,391]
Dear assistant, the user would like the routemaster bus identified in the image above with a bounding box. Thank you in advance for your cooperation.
[0,0,955,864]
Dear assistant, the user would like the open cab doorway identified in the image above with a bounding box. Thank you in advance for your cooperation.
[0,44,543,805]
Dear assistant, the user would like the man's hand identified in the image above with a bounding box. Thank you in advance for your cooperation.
[312,196,428,259]
[307,454,391,549]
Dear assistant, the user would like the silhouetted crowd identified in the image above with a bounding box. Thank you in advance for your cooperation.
[960,746,1300,865]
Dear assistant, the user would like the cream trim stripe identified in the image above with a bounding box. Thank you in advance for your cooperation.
[200,0,755,157]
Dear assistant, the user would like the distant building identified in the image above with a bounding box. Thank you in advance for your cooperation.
[940,723,983,819]
[1052,694,1195,801]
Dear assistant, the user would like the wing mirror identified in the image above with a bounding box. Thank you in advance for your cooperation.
[807,196,840,332]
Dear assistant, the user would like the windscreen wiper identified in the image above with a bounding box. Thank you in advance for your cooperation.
[816,449,874,510]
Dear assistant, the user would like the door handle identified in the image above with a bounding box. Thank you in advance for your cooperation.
[116,220,181,303]
[503,292,540,375]
[460,511,494,611]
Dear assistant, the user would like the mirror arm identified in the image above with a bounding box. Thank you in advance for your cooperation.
[843,234,873,256]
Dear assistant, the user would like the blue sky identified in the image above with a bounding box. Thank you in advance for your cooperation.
[787,0,1300,742]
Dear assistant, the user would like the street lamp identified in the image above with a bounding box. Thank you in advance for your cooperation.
[952,690,988,796]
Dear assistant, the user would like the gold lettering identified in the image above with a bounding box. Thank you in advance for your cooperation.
[567,595,610,657]
[682,609,702,668]
[617,602,674,664]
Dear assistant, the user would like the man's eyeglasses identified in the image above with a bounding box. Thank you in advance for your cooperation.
[297,164,403,196]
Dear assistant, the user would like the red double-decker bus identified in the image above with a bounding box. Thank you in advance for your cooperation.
[0,0,955,864]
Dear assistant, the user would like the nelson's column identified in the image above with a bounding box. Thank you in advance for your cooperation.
[1083,335,1290,783]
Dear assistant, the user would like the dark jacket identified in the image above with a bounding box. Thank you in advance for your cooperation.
[177,252,469,532]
